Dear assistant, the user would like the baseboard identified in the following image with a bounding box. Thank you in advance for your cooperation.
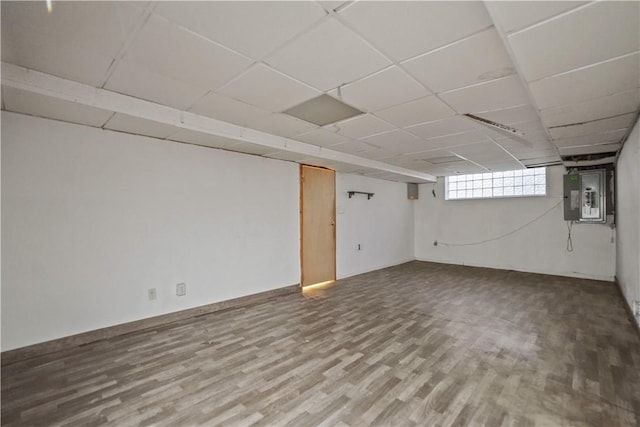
[337,257,415,280]
[415,257,614,282]
[1,284,300,366]
[614,276,640,338]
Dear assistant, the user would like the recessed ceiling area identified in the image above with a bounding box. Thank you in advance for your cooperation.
[1,1,638,182]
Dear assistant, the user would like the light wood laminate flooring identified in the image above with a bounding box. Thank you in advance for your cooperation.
[2,261,640,426]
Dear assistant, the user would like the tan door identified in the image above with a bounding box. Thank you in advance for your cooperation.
[300,165,336,287]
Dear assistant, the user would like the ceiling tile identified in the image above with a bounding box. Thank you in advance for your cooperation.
[217,64,321,112]
[361,130,428,154]
[265,18,391,91]
[105,60,208,110]
[338,1,492,62]
[439,75,530,114]
[406,116,479,139]
[1,2,143,85]
[329,140,375,155]
[549,114,635,140]
[353,148,396,161]
[167,129,241,149]
[330,114,395,139]
[153,1,326,59]
[243,113,319,138]
[124,15,252,91]
[529,53,640,110]
[327,66,430,112]
[487,1,588,34]
[559,143,621,156]
[508,1,640,81]
[189,92,269,127]
[540,89,640,128]
[403,29,514,93]
[375,96,456,128]
[475,104,539,125]
[411,130,490,152]
[552,129,629,148]
[294,128,353,148]
[103,114,181,139]
[2,86,113,127]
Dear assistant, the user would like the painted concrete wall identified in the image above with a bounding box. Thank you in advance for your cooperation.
[616,116,640,327]
[336,173,414,279]
[415,165,616,281]
[1,112,301,350]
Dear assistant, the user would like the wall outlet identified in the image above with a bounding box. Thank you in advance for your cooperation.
[357,244,361,251]
[176,283,186,296]
[148,288,157,301]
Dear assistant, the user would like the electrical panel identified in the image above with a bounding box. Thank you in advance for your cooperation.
[563,170,606,223]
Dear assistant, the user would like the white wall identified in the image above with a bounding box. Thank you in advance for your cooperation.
[616,117,640,327]
[335,174,414,279]
[1,112,300,351]
[415,165,616,281]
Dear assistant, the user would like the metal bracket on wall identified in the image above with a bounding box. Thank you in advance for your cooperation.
[348,191,374,200]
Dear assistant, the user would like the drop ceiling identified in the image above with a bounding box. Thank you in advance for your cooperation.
[1,1,639,183]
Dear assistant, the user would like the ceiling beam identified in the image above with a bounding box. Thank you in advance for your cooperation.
[1,62,436,182]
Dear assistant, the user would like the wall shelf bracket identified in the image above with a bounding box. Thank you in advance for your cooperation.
[348,191,374,200]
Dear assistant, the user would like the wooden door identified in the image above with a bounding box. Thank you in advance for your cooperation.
[300,165,336,287]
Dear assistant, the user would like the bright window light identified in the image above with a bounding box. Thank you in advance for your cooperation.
[445,167,547,200]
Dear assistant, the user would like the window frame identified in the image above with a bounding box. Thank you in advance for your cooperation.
[445,167,547,201]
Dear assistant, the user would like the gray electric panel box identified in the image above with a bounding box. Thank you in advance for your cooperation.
[563,170,606,223]
[563,174,581,221]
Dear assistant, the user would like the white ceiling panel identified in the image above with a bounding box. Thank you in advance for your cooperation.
[528,53,640,110]
[406,116,479,139]
[153,1,326,60]
[189,92,269,127]
[552,128,629,148]
[168,129,241,149]
[354,148,396,161]
[265,18,391,91]
[549,114,635,140]
[329,140,375,155]
[294,128,353,148]
[124,15,253,91]
[338,1,493,62]
[413,130,491,152]
[104,114,181,139]
[2,85,113,127]
[361,130,428,154]
[243,113,318,138]
[375,96,456,128]
[105,60,208,110]
[403,29,514,93]
[330,114,395,139]
[217,64,320,112]
[487,1,588,34]
[508,1,640,82]
[475,104,539,125]
[559,143,621,157]
[328,66,430,113]
[1,2,144,85]
[439,75,530,114]
[540,89,640,128]
[481,160,526,171]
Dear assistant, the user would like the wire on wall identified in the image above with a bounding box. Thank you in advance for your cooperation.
[566,221,574,252]
[436,200,562,247]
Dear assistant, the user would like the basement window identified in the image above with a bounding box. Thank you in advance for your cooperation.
[445,167,546,200]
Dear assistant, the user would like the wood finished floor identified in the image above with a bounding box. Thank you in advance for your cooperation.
[2,261,640,427]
